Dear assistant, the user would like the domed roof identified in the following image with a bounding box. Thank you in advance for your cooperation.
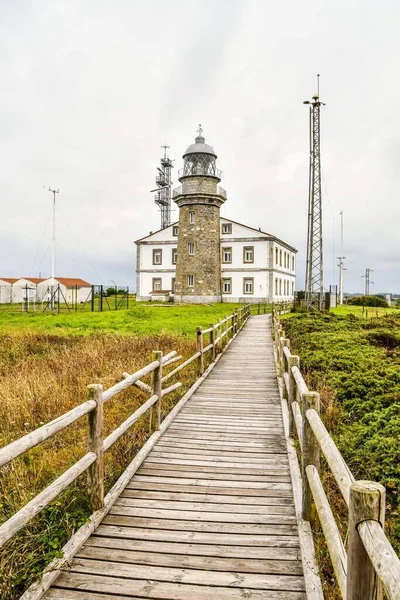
[182,127,217,159]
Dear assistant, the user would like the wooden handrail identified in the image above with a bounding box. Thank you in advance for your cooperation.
[0,304,253,558]
[272,312,400,600]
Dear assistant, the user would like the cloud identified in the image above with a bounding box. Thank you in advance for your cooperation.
[0,0,399,293]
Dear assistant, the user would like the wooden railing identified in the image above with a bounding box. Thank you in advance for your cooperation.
[272,308,400,600]
[0,304,253,560]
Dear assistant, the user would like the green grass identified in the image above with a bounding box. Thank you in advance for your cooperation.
[0,303,245,337]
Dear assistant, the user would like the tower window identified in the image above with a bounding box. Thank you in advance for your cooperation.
[173,225,179,236]
[222,278,232,294]
[243,246,254,263]
[152,278,162,292]
[243,278,254,294]
[152,249,162,265]
[222,247,232,263]
[187,274,194,287]
[172,248,177,264]
[221,223,232,234]
[189,211,195,224]
[188,242,195,255]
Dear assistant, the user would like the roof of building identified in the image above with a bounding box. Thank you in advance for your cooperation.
[183,132,217,159]
[1,277,91,286]
[53,277,91,287]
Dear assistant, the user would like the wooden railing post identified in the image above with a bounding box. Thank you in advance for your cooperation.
[225,316,228,345]
[234,311,238,334]
[87,384,104,511]
[152,350,163,429]
[288,355,300,437]
[210,323,215,360]
[347,481,385,600]
[196,326,204,374]
[301,391,320,520]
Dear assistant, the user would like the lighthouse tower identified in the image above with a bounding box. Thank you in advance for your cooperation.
[173,127,226,303]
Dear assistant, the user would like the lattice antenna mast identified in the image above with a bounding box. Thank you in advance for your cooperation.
[362,268,374,295]
[304,75,325,310]
[152,144,174,229]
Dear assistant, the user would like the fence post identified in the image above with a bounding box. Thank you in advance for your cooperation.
[210,323,215,360]
[196,327,204,375]
[301,391,320,521]
[288,355,300,437]
[347,481,385,600]
[87,384,104,511]
[151,351,163,429]
[225,316,228,346]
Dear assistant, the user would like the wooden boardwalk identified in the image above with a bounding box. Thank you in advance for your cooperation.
[44,315,306,600]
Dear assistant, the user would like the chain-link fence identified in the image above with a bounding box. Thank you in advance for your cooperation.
[0,285,134,313]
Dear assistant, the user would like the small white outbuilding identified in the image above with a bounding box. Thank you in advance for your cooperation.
[36,278,92,304]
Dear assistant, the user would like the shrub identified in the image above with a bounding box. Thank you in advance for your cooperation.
[347,295,388,307]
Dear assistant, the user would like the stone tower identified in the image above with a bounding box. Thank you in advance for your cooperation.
[174,128,226,303]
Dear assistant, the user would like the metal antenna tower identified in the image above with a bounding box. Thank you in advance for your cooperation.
[362,268,374,296]
[337,210,346,304]
[49,187,59,310]
[152,145,174,229]
[304,75,325,310]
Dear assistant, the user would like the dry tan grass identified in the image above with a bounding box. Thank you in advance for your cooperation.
[0,331,201,599]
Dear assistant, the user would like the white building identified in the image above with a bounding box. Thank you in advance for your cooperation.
[36,278,92,304]
[136,217,296,303]
[136,129,297,304]
[0,277,92,304]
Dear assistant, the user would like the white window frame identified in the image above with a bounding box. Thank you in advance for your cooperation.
[188,242,195,256]
[222,278,232,294]
[153,249,162,265]
[152,278,162,292]
[243,278,254,295]
[222,247,232,263]
[172,248,177,264]
[243,246,254,263]
[221,223,232,234]
[187,274,194,287]
[173,225,179,236]
[189,211,195,224]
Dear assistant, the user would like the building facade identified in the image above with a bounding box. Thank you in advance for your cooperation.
[135,131,297,303]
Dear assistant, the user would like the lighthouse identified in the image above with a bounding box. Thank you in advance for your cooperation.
[173,127,226,303]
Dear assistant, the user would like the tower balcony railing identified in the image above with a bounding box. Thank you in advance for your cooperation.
[172,185,226,199]
[178,167,222,179]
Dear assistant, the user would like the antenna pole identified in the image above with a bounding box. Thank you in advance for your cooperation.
[304,75,324,310]
[337,210,346,305]
[362,267,374,296]
[153,145,174,229]
[49,187,59,310]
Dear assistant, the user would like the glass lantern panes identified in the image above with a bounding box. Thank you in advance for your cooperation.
[183,153,216,177]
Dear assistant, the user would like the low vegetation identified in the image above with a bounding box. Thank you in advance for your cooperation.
[346,294,389,307]
[0,303,242,599]
[283,307,400,598]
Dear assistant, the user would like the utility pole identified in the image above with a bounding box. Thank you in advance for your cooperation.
[49,187,59,310]
[304,75,325,310]
[362,268,374,296]
[337,210,346,304]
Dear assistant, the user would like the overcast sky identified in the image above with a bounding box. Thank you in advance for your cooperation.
[1,0,399,293]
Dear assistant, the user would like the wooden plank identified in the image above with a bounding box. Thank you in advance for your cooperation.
[103,514,298,535]
[77,545,303,574]
[110,504,297,524]
[83,535,301,556]
[48,575,307,599]
[126,481,293,496]
[115,498,295,515]
[96,522,300,545]
[120,489,294,505]
[68,559,306,591]
[131,475,292,489]
[138,466,292,482]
